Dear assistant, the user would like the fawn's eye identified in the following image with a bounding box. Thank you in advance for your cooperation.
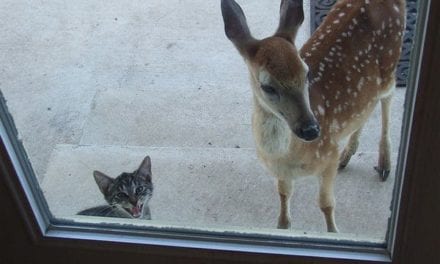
[261,84,277,94]
[261,84,280,101]
[261,84,280,99]
[135,186,145,195]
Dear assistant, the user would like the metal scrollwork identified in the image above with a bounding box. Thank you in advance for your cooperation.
[310,0,418,87]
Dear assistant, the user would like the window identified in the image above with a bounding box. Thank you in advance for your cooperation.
[1,0,439,263]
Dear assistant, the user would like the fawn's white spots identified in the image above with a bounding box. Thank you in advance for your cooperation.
[315,151,321,159]
[365,0,370,4]
[388,49,394,56]
[333,19,340,24]
[393,4,400,12]
[376,77,382,85]
[325,100,331,108]
[357,77,365,91]
[361,7,366,13]
[396,18,401,26]
[339,12,346,17]
[305,52,312,57]
[318,105,325,116]
[330,119,341,133]
[346,76,351,82]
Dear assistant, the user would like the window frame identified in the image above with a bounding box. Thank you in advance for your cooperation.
[1,0,439,263]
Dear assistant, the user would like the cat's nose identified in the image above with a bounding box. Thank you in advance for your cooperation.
[129,198,137,206]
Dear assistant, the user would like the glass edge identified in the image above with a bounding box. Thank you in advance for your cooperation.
[3,0,430,259]
[386,0,432,256]
[45,222,391,262]
[0,90,52,234]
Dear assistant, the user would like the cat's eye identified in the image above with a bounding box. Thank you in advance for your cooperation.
[135,186,145,195]
[117,192,128,199]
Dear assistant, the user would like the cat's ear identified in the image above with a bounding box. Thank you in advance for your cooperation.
[137,156,152,182]
[93,171,114,196]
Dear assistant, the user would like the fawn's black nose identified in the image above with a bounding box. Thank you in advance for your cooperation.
[297,122,320,141]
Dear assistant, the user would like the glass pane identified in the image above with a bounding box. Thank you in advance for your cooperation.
[0,0,422,245]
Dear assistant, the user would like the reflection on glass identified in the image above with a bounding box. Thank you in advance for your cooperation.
[0,0,415,242]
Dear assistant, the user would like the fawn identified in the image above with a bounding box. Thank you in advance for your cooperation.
[221,0,405,232]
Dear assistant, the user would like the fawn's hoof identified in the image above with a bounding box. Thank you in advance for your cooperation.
[375,166,390,181]
[327,225,339,233]
[338,154,353,170]
[338,162,348,170]
[277,217,291,229]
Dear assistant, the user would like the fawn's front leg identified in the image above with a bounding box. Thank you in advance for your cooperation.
[277,179,293,229]
[319,160,339,233]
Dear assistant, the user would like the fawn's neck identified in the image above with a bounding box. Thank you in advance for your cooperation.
[252,96,308,157]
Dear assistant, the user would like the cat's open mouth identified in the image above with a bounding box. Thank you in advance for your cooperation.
[126,204,143,218]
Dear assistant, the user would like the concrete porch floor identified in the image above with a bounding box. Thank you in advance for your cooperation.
[1,0,405,241]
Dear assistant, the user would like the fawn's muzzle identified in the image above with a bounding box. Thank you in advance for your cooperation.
[296,121,320,141]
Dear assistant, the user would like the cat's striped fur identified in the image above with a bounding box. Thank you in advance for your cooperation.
[78,156,153,219]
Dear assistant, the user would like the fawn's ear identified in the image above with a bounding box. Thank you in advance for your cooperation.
[275,0,304,43]
[93,171,114,196]
[136,156,152,182]
[221,0,255,56]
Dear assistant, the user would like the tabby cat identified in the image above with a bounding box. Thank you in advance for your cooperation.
[78,156,153,219]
